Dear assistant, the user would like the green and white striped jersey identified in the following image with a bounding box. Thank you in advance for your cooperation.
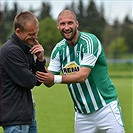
[48,32,118,114]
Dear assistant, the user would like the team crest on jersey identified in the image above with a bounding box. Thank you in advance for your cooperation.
[62,61,80,75]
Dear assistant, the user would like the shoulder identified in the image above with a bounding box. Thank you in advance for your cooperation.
[0,40,23,65]
[56,39,66,47]
[0,39,24,59]
[53,39,66,51]
[50,39,66,58]
[80,32,98,41]
[1,40,16,54]
[80,32,101,46]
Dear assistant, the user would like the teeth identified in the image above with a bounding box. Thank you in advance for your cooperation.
[65,32,70,34]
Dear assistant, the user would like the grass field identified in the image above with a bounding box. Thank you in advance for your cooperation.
[0,63,132,133]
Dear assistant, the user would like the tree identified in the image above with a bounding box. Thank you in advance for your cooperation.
[112,19,121,38]
[0,11,1,22]
[0,2,13,43]
[85,0,106,41]
[0,0,132,57]
[121,15,133,53]
[98,2,107,40]
[65,1,77,13]
[0,2,20,44]
[10,2,18,21]
[77,0,86,30]
[38,17,62,56]
[104,18,121,50]
[38,2,52,20]
[109,37,128,59]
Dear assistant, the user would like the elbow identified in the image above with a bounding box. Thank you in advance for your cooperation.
[79,77,87,82]
[25,78,37,89]
[78,74,88,83]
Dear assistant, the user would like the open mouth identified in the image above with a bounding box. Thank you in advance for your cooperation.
[64,31,72,36]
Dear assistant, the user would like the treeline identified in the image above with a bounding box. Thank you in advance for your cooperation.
[0,0,132,58]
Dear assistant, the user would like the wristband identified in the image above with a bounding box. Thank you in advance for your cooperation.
[54,75,62,83]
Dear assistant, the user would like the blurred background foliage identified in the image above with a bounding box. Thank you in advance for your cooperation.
[0,0,132,58]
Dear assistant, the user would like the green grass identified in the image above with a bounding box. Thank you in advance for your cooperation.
[34,77,133,133]
[108,64,133,133]
[112,78,133,133]
[32,84,74,133]
[0,63,132,133]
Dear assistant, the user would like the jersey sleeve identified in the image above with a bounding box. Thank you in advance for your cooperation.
[80,34,102,68]
[48,44,61,75]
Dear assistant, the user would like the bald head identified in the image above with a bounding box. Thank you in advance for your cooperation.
[57,10,79,45]
[57,10,77,22]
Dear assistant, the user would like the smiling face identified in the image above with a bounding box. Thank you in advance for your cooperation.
[14,11,39,47]
[16,21,39,47]
[57,10,79,45]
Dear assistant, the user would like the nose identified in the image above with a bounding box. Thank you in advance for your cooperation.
[33,34,38,39]
[64,24,69,30]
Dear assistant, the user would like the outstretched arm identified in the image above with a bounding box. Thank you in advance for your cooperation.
[36,67,91,87]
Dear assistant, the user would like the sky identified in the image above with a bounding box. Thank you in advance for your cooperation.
[0,0,133,24]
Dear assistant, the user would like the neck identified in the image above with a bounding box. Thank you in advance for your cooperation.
[67,30,79,46]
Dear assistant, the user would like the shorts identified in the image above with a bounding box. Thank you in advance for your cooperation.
[75,100,125,133]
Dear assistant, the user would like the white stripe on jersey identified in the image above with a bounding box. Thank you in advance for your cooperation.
[81,33,94,53]
[80,53,97,67]
[70,84,84,113]
[48,52,61,72]
[97,89,107,107]
[80,36,90,53]
[66,46,70,63]
[48,39,66,72]
[76,83,90,113]
[74,44,78,59]
[57,39,66,47]
[85,79,99,111]
[96,39,102,58]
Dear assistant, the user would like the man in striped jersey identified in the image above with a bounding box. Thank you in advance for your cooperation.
[36,10,125,133]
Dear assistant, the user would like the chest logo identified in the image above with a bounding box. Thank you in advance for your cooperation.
[63,61,80,75]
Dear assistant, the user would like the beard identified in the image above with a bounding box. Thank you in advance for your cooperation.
[61,28,77,41]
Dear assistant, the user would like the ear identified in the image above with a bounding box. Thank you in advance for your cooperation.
[76,20,79,28]
[16,28,21,34]
[56,23,59,29]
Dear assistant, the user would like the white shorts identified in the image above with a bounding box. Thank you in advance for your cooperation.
[74,100,125,133]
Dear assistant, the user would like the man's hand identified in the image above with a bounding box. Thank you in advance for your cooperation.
[30,39,45,61]
[36,67,55,87]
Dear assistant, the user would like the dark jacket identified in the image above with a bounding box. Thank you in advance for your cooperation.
[0,33,45,126]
